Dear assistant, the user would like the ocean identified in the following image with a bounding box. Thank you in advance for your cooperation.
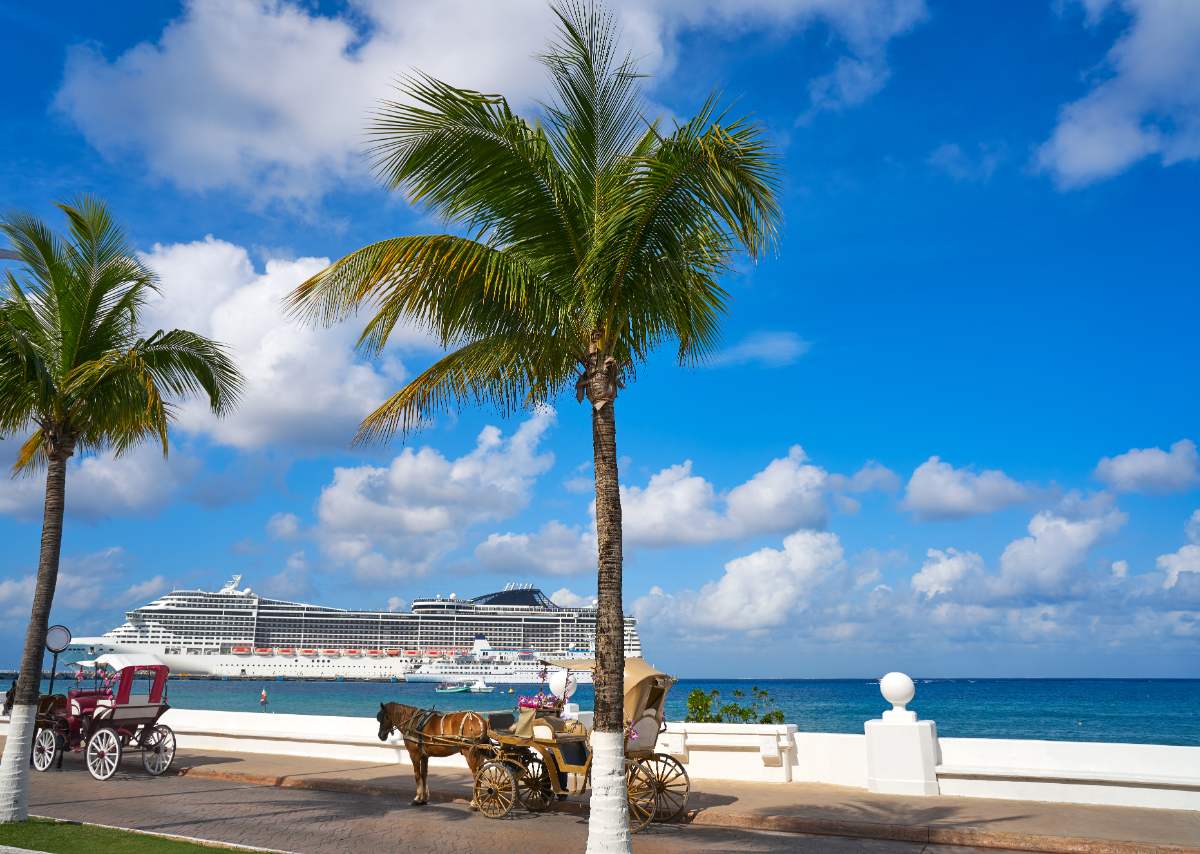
[36,676,1200,747]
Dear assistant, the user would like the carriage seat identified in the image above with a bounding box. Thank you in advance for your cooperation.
[487,711,516,732]
[92,698,165,723]
[36,694,66,719]
[624,711,663,752]
[67,689,111,717]
[531,715,587,742]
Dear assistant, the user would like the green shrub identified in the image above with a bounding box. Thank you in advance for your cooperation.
[684,686,785,724]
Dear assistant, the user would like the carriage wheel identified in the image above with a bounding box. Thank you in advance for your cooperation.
[141,724,176,776]
[640,754,690,822]
[516,756,554,812]
[474,761,517,818]
[32,729,57,772]
[625,759,657,833]
[86,727,122,781]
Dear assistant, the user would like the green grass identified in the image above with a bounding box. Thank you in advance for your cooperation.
[0,818,246,853]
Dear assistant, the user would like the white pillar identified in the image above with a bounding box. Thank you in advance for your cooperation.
[864,672,939,796]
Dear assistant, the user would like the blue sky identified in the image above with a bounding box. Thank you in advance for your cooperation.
[1,0,1197,677]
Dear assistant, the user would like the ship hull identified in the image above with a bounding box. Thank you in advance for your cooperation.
[67,642,410,680]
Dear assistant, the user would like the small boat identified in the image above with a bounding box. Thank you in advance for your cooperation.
[231,646,251,655]
[322,649,341,657]
[278,648,295,656]
[345,649,362,657]
[434,681,470,694]
[367,649,385,657]
[386,649,401,657]
[468,679,494,693]
[254,647,273,656]
[300,649,318,656]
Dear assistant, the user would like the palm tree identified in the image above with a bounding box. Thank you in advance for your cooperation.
[0,198,242,823]
[287,4,778,849]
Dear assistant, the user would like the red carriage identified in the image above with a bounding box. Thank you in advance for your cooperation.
[31,653,176,781]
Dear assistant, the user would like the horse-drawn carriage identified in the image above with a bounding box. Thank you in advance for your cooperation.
[31,653,176,781]
[377,657,689,832]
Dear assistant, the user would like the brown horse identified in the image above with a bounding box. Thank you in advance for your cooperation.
[376,702,489,806]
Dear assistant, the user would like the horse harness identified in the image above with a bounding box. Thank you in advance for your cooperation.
[397,706,485,751]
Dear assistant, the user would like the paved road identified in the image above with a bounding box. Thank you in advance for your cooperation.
[24,759,1017,854]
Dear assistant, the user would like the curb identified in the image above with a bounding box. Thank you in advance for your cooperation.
[28,815,291,853]
[175,765,1200,854]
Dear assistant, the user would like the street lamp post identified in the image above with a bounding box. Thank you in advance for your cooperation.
[44,625,72,696]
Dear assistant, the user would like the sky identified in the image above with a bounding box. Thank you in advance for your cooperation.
[0,0,1198,678]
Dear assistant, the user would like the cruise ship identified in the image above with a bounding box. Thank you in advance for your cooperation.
[66,577,641,683]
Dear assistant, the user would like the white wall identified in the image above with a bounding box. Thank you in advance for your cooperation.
[2,711,1197,811]
[937,736,1200,810]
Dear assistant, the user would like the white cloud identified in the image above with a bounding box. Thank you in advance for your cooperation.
[0,576,35,620]
[993,505,1126,598]
[0,443,198,522]
[633,530,845,631]
[1038,0,1200,187]
[475,521,595,576]
[828,461,900,493]
[122,575,169,604]
[927,142,1004,181]
[902,456,1031,521]
[1112,559,1129,578]
[708,331,811,368]
[314,410,555,579]
[387,596,406,613]
[621,446,830,547]
[911,547,985,599]
[550,588,595,609]
[263,550,313,600]
[55,0,925,200]
[1156,510,1200,589]
[140,237,434,450]
[267,512,301,540]
[1158,545,1200,590]
[1094,439,1200,494]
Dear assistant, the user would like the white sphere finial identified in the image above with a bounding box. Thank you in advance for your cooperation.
[879,672,917,721]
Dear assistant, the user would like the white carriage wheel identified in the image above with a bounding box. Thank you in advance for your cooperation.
[141,724,176,776]
[86,727,122,781]
[32,728,57,772]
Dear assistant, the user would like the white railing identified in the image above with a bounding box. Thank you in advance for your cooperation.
[2,673,1197,812]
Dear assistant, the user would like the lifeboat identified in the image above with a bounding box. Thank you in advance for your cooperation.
[403,650,418,656]
[367,649,385,657]
[322,649,341,657]
[345,649,362,657]
[300,649,318,656]
[254,647,273,656]
[385,649,401,656]
[278,648,295,656]
[231,646,251,655]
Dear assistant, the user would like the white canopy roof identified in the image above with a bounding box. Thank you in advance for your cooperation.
[94,653,166,671]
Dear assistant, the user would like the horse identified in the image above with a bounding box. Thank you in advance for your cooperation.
[376,702,489,806]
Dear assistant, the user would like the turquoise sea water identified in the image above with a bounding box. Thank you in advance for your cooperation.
[38,677,1200,747]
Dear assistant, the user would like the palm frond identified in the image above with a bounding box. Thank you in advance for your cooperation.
[370,75,582,271]
[0,199,244,472]
[355,334,578,444]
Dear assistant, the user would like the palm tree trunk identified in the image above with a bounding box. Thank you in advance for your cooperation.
[585,378,629,854]
[0,446,70,823]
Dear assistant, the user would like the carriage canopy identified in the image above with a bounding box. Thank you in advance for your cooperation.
[92,653,169,704]
[543,657,675,723]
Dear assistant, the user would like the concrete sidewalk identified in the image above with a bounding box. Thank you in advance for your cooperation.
[166,747,1200,853]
